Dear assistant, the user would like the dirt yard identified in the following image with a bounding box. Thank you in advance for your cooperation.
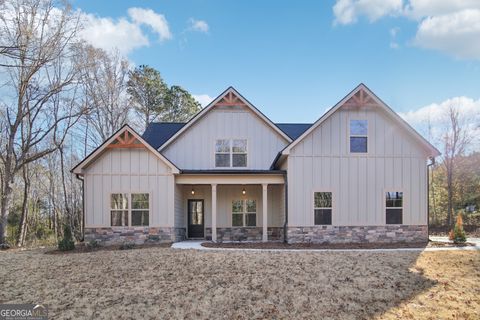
[0,248,478,319]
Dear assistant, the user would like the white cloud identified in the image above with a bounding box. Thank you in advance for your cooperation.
[189,19,209,33]
[389,27,400,49]
[79,7,171,55]
[399,96,480,149]
[333,0,403,25]
[127,7,172,41]
[193,94,213,107]
[405,0,480,19]
[80,13,149,55]
[414,9,480,60]
[332,0,480,59]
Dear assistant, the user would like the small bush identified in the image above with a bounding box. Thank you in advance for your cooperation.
[119,241,135,250]
[58,224,75,251]
[86,239,99,249]
[452,214,467,244]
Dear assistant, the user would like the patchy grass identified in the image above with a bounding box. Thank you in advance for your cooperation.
[0,248,478,319]
[202,241,476,250]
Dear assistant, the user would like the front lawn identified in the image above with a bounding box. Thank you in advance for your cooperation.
[0,247,478,319]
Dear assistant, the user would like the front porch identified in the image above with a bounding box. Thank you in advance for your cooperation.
[176,172,286,242]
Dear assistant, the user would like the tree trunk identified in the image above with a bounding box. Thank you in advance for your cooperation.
[447,160,454,227]
[17,165,30,247]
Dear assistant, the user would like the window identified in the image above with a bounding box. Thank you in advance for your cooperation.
[314,192,332,225]
[111,194,128,226]
[131,193,149,226]
[232,199,256,227]
[386,192,403,224]
[110,193,149,227]
[350,120,368,153]
[215,139,247,167]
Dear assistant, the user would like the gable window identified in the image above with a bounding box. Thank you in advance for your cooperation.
[386,192,403,224]
[111,193,149,227]
[232,199,256,227]
[314,192,332,225]
[215,139,247,167]
[350,120,368,153]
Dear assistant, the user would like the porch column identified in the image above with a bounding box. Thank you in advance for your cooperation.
[211,184,217,242]
[262,183,268,242]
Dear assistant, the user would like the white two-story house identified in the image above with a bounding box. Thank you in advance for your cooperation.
[72,84,440,244]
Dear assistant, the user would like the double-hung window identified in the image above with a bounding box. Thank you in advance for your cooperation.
[232,199,256,227]
[215,139,247,167]
[350,120,368,153]
[386,192,403,224]
[314,192,332,225]
[110,193,149,227]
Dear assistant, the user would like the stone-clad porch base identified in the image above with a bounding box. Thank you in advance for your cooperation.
[205,227,283,242]
[287,225,428,244]
[84,227,186,245]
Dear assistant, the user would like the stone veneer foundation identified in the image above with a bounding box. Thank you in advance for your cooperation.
[287,225,428,244]
[84,227,186,245]
[205,227,283,242]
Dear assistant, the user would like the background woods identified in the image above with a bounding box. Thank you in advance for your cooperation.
[0,0,200,247]
[0,0,478,247]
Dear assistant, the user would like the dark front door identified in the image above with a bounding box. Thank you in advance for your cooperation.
[188,199,204,238]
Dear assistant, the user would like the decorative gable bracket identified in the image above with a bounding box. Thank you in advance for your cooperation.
[107,129,145,149]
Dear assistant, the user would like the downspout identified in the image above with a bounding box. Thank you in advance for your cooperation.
[75,174,85,242]
[283,171,288,243]
[427,157,435,241]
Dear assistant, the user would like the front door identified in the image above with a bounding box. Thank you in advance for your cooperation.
[188,199,204,238]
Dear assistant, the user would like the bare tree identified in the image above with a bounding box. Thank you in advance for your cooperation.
[76,44,131,144]
[441,105,470,227]
[0,0,86,245]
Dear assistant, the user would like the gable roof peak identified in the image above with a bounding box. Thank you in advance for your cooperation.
[157,87,292,150]
[281,84,440,157]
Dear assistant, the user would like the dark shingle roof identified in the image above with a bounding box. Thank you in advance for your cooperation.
[142,122,186,149]
[275,123,312,140]
[142,122,312,149]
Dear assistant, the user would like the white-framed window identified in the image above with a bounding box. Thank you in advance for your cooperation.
[386,192,403,224]
[232,199,256,227]
[314,192,332,225]
[110,193,149,227]
[215,139,247,167]
[350,120,368,153]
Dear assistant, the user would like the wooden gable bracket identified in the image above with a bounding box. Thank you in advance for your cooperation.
[342,89,378,109]
[214,91,247,107]
[107,129,146,149]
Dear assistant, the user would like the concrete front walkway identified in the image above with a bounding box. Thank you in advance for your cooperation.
[429,236,480,245]
[171,240,480,252]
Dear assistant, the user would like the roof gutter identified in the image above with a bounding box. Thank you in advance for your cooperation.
[75,174,85,242]
[283,171,288,243]
[427,157,436,241]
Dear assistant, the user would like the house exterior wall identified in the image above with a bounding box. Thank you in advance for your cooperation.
[287,106,429,241]
[163,105,289,170]
[83,148,180,244]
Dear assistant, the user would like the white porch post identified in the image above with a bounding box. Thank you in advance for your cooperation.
[262,183,268,242]
[211,184,217,242]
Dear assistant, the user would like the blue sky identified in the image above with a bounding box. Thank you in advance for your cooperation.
[73,0,480,127]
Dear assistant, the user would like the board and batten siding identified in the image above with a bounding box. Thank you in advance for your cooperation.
[163,105,289,170]
[288,106,429,227]
[84,148,175,227]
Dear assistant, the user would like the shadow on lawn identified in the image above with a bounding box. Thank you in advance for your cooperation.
[338,247,438,319]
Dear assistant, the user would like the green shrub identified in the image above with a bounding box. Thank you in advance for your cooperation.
[119,241,135,250]
[86,239,99,249]
[58,224,75,251]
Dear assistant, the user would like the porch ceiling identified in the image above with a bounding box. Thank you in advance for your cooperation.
[176,172,285,185]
